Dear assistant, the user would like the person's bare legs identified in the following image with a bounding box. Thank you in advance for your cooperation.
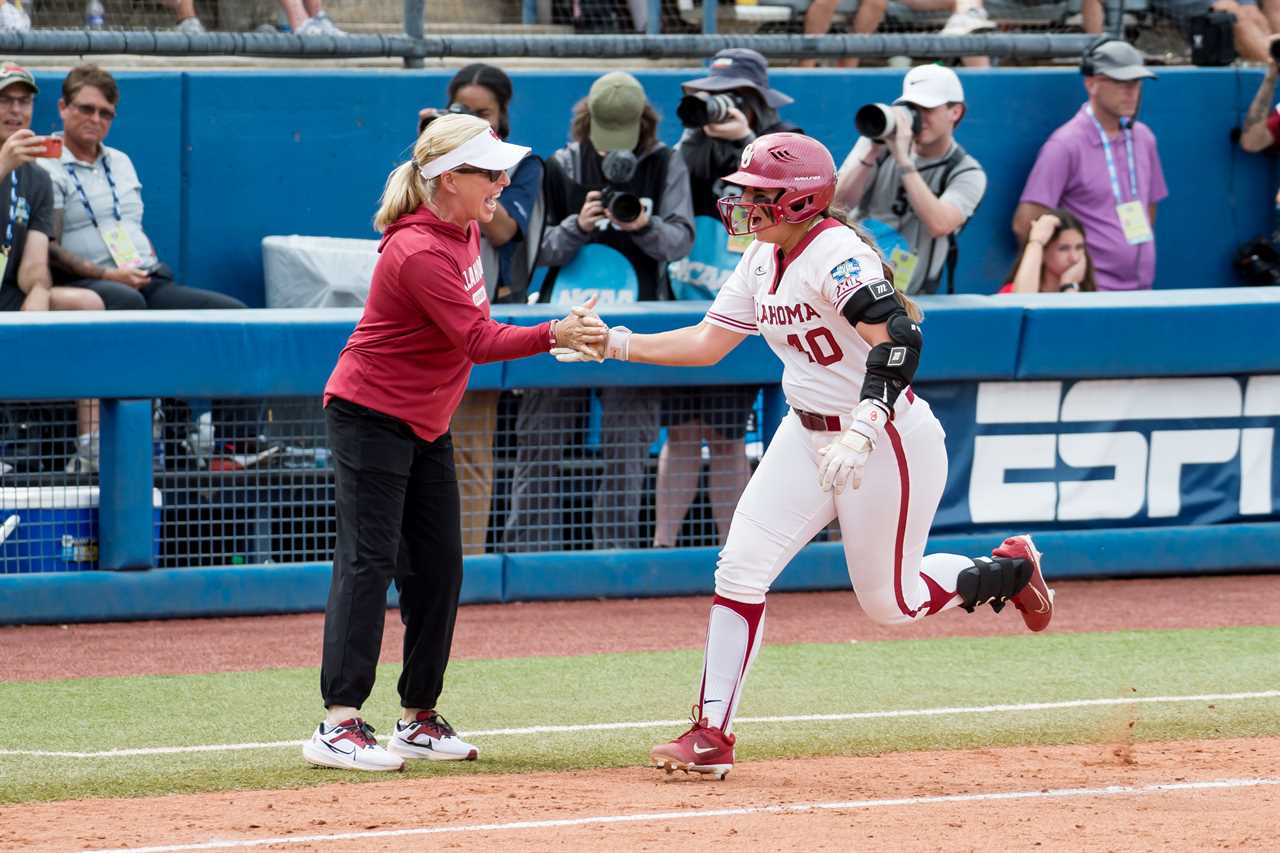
[802,0,887,68]
[278,0,309,30]
[161,0,198,21]
[1082,0,1104,33]
[655,422,703,548]
[50,287,104,470]
[706,436,750,547]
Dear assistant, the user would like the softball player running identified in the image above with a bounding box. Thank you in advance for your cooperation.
[555,132,1054,780]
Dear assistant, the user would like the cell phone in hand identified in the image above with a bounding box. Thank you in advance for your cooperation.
[37,136,62,158]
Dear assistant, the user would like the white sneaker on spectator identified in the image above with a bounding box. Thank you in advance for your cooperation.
[0,459,12,476]
[175,16,206,34]
[297,12,346,36]
[64,434,100,475]
[941,8,996,35]
[0,2,31,32]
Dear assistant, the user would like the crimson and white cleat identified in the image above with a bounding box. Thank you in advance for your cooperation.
[650,707,735,780]
[995,534,1054,632]
[388,710,478,761]
[302,718,404,772]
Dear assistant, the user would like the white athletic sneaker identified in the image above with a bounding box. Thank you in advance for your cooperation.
[388,711,478,761]
[297,12,346,36]
[302,718,404,772]
[175,16,206,34]
[940,8,996,35]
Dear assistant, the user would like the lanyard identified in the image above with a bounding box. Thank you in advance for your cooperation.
[1084,105,1139,205]
[64,153,121,230]
[3,170,15,254]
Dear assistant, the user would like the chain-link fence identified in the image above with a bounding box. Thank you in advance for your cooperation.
[0,387,769,573]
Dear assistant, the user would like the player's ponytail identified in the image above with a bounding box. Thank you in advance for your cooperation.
[374,113,492,232]
[827,207,924,324]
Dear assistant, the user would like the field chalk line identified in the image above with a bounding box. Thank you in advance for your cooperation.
[68,777,1280,853]
[2,689,1277,759]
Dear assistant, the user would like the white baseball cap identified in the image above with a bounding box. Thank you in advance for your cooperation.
[894,64,965,109]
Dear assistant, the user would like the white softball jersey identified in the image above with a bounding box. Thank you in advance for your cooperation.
[698,218,974,626]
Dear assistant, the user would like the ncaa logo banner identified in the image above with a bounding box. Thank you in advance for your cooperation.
[923,376,1280,531]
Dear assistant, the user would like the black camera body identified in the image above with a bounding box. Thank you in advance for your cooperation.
[854,102,922,142]
[599,149,643,223]
[676,92,745,129]
[418,102,473,135]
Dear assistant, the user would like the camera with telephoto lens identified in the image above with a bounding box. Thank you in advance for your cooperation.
[418,102,473,135]
[676,91,745,129]
[599,149,643,223]
[854,102,922,142]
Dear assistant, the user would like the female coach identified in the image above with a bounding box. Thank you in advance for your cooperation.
[303,114,605,773]
[557,133,1054,780]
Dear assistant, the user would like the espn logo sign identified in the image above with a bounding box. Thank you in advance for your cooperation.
[968,377,1280,523]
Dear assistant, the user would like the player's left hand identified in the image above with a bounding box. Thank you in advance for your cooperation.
[817,400,889,494]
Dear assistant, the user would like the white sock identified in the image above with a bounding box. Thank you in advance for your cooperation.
[697,595,765,734]
[916,553,978,616]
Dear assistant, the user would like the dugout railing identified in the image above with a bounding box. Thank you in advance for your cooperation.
[2,291,1280,624]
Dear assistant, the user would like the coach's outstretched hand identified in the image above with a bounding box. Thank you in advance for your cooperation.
[817,399,889,494]
[553,295,608,358]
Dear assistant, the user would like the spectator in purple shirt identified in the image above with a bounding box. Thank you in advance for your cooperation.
[1013,41,1168,292]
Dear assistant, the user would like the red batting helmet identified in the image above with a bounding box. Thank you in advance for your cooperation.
[717,132,837,236]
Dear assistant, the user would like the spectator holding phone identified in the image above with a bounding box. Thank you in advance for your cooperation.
[998,210,1096,294]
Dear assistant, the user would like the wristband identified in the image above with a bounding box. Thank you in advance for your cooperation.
[605,326,632,362]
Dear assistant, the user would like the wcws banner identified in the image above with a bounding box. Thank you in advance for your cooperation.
[927,376,1280,531]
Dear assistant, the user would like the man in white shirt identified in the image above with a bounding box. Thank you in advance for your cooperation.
[38,64,245,311]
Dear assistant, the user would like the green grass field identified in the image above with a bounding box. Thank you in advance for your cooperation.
[2,626,1278,804]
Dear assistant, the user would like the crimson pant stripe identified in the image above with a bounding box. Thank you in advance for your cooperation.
[712,594,764,730]
[885,420,915,618]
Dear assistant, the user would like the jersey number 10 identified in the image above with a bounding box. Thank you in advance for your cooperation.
[786,327,844,367]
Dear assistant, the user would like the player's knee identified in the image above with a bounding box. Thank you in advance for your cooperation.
[713,561,768,604]
[858,594,914,626]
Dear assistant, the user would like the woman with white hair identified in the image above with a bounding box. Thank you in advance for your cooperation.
[304,114,605,772]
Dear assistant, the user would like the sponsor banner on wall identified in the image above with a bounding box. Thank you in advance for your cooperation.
[921,376,1280,531]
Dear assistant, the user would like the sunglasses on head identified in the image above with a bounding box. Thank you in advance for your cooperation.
[453,165,503,182]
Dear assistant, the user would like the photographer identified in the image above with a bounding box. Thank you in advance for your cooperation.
[505,71,694,551]
[654,48,798,549]
[832,64,986,295]
[418,63,543,557]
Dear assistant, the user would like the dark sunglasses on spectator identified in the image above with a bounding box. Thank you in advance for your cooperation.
[71,102,116,121]
[453,166,503,182]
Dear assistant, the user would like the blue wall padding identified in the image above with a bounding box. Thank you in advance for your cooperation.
[8,290,1279,401]
[25,67,1276,307]
[4,525,1277,624]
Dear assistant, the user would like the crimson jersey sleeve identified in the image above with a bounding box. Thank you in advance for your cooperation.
[704,250,759,336]
[400,248,551,364]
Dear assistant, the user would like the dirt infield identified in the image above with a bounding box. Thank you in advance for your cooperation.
[3,738,1277,852]
[4,573,1279,682]
[3,573,1278,851]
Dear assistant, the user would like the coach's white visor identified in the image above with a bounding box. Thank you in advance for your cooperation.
[419,129,530,180]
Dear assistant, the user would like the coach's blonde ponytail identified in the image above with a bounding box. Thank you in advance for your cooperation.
[373,113,492,232]
[827,207,924,324]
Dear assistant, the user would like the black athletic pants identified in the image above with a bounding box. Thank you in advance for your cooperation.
[320,397,464,712]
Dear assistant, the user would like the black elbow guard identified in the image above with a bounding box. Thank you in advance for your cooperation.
[860,313,922,410]
[840,278,898,327]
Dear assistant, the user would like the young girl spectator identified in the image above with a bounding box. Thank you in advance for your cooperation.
[1000,210,1096,294]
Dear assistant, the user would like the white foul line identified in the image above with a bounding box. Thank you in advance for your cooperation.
[3,689,1277,759]
[69,777,1280,853]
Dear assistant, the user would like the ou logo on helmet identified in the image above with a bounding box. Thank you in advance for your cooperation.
[740,142,754,169]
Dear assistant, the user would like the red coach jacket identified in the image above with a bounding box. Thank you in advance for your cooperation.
[324,204,553,441]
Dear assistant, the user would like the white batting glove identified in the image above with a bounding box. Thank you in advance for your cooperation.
[551,326,631,363]
[816,399,890,494]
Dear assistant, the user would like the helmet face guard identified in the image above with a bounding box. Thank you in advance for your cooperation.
[717,195,784,237]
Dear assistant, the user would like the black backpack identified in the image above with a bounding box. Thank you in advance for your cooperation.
[1187,11,1237,67]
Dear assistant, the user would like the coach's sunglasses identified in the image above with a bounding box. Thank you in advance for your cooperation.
[453,166,504,182]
